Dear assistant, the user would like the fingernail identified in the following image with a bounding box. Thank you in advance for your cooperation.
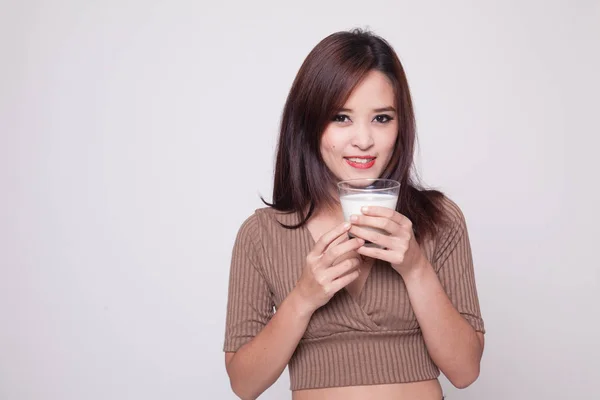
[343,222,351,229]
[361,206,369,213]
[350,215,358,222]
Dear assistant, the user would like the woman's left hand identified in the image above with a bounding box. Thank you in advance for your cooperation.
[349,206,427,278]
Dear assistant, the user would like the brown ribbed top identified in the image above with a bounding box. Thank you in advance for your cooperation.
[223,196,484,390]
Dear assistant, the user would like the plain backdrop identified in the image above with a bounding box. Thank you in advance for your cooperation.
[1,1,599,399]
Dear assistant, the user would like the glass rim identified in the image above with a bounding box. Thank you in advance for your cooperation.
[337,178,401,192]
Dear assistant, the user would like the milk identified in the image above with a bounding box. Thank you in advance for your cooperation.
[340,193,398,246]
[340,193,398,220]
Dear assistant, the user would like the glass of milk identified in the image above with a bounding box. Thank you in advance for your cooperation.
[337,178,400,247]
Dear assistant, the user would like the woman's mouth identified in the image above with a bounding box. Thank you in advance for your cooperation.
[344,157,376,169]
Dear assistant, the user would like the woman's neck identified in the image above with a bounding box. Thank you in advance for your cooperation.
[311,201,344,223]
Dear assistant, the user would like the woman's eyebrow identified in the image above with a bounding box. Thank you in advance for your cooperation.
[337,106,397,113]
[373,106,396,112]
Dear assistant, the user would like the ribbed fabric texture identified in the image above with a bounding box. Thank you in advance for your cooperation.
[224,196,485,390]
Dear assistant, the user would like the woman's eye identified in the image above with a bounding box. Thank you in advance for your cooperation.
[374,114,393,123]
[333,114,351,123]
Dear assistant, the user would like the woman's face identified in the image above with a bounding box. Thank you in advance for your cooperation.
[320,70,398,183]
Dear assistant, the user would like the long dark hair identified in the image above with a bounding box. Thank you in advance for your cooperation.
[264,29,448,242]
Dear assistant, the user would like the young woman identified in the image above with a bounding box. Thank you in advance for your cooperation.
[223,29,485,400]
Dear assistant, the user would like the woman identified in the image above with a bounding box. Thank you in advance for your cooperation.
[223,29,485,400]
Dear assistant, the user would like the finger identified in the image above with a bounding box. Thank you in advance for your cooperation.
[326,269,360,296]
[349,225,395,249]
[321,237,365,266]
[330,248,360,266]
[357,245,399,264]
[349,214,403,236]
[324,230,351,253]
[360,206,412,228]
[310,221,351,257]
[324,257,361,281]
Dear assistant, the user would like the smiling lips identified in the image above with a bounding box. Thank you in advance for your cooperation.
[344,156,376,169]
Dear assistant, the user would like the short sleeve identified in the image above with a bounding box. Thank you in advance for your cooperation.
[434,200,485,333]
[223,213,275,352]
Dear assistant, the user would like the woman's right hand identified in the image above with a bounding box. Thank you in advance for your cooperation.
[294,222,364,314]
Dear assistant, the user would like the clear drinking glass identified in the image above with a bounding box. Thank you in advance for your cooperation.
[337,178,401,247]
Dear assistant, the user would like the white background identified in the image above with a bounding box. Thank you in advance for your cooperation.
[1,1,599,399]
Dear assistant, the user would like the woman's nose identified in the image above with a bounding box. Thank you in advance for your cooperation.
[351,125,374,150]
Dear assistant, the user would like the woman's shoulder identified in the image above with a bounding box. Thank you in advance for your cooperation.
[236,206,301,236]
[429,194,472,261]
[436,194,467,226]
[233,207,304,261]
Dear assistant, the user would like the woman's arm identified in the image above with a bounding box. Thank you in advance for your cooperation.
[350,203,485,388]
[224,219,362,399]
[225,289,312,400]
[402,260,484,388]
